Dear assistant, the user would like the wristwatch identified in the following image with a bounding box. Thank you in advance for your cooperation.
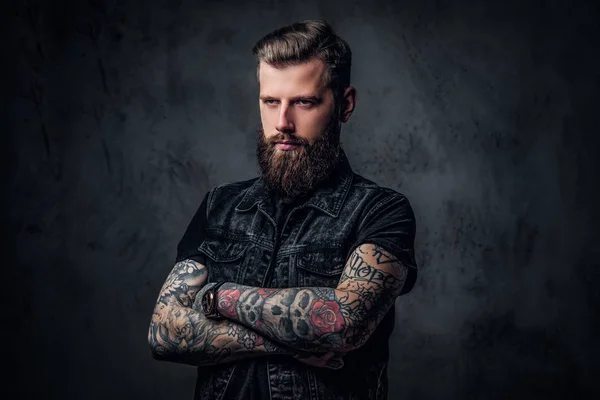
[200,281,227,319]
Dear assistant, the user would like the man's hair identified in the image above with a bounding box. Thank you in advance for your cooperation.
[252,20,352,102]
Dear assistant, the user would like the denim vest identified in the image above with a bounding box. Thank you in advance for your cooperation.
[192,151,416,400]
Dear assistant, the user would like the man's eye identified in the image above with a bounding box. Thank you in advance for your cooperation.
[264,100,279,105]
[297,100,314,107]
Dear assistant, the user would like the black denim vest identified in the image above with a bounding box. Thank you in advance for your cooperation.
[192,151,416,400]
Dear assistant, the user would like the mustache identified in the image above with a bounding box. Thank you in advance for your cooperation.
[267,133,308,146]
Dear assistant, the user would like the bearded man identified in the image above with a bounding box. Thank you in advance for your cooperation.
[148,19,418,400]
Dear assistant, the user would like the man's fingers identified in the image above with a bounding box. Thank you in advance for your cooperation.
[324,351,345,369]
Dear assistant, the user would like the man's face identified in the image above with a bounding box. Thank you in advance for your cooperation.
[256,58,342,198]
[259,58,336,146]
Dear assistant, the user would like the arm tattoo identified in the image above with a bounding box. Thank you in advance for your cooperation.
[148,259,292,366]
[216,244,408,352]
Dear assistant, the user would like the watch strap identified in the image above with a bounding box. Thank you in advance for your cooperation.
[211,281,227,293]
[204,281,227,319]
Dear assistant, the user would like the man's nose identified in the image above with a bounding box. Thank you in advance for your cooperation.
[276,104,295,133]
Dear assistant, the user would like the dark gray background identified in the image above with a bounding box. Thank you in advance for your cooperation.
[4,0,600,399]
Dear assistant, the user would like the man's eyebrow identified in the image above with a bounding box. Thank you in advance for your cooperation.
[259,95,322,102]
[291,95,322,102]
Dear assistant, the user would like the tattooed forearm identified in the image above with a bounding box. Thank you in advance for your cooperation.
[149,303,294,366]
[147,259,292,366]
[215,244,408,352]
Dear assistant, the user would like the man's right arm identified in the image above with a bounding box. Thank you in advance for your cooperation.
[147,259,344,369]
[147,259,292,366]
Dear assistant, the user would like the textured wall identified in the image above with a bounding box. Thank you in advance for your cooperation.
[5,0,600,399]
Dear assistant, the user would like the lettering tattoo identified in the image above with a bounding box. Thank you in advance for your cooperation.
[215,244,408,352]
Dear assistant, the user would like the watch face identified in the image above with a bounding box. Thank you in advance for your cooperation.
[201,292,213,314]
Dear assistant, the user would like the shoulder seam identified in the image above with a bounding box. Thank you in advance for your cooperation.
[206,178,259,214]
[357,191,405,232]
[206,182,229,215]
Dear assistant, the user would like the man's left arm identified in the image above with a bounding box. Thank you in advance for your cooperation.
[204,242,411,353]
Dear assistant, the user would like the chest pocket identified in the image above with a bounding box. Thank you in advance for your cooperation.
[197,238,249,284]
[295,247,347,288]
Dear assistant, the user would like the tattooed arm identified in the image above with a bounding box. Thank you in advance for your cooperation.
[147,259,344,368]
[209,244,409,353]
[147,259,286,366]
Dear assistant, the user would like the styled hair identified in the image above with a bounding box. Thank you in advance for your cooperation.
[252,20,352,102]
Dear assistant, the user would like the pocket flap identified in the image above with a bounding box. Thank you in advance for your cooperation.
[296,248,347,276]
[198,239,248,262]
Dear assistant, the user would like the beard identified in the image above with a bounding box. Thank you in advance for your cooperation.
[256,115,342,199]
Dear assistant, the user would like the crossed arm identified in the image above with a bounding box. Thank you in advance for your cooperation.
[148,259,304,367]
[148,243,408,367]
[201,244,409,353]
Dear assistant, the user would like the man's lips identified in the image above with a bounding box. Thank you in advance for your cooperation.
[274,141,302,150]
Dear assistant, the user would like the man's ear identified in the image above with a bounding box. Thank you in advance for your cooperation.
[340,86,357,123]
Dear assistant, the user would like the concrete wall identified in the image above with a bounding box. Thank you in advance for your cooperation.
[5,0,599,398]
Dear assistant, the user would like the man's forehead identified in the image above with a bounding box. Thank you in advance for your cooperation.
[258,58,328,94]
